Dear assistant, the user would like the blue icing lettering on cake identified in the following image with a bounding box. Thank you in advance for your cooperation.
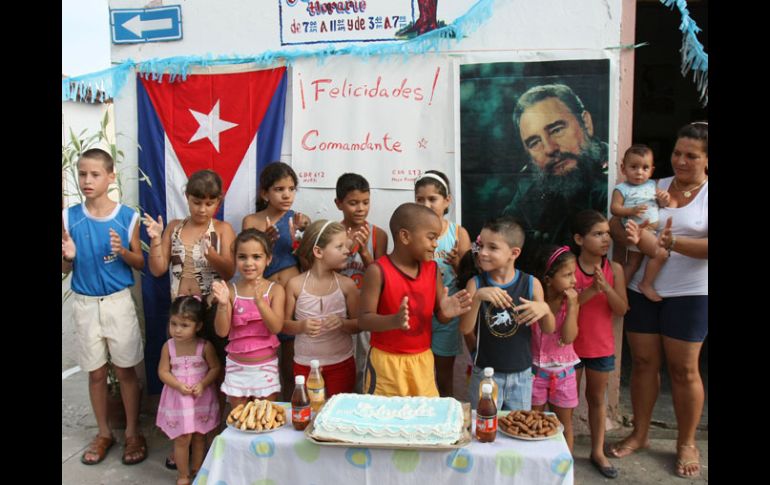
[312,393,464,445]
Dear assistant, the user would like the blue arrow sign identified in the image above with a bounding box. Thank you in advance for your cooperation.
[111,6,182,44]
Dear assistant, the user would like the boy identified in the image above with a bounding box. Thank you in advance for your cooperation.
[335,173,388,392]
[358,203,471,397]
[61,148,147,466]
[610,144,670,301]
[459,216,555,410]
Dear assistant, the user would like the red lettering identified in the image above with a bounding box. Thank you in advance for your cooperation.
[312,79,332,101]
[301,130,319,150]
[330,87,340,98]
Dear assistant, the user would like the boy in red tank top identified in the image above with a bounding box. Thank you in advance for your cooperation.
[358,203,472,397]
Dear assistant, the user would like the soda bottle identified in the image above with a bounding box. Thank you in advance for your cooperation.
[478,367,499,403]
[307,359,326,415]
[291,375,311,431]
[476,383,497,442]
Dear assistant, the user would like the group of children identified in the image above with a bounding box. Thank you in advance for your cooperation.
[64,143,668,483]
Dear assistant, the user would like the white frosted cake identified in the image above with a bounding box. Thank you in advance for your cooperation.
[311,393,464,445]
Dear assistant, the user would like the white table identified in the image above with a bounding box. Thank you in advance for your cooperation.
[195,405,573,485]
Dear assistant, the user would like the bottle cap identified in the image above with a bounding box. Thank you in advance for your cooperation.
[481,383,493,394]
[483,367,494,377]
[295,375,305,385]
[310,359,320,368]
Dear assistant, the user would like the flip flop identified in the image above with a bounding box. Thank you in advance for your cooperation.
[590,456,618,479]
[675,444,701,478]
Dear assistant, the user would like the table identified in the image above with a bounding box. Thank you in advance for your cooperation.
[195,405,573,485]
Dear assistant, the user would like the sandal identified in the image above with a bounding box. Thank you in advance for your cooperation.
[80,435,115,465]
[176,475,191,485]
[675,444,701,478]
[607,438,650,458]
[165,454,177,470]
[122,434,148,465]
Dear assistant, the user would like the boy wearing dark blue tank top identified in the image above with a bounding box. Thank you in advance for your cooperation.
[459,217,555,410]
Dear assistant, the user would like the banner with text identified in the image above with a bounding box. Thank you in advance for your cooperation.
[292,56,451,189]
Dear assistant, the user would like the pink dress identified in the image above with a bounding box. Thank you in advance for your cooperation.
[156,339,220,439]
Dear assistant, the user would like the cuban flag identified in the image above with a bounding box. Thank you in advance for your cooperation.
[137,68,287,393]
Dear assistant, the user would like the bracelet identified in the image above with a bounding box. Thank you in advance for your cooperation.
[62,254,75,263]
[667,235,677,256]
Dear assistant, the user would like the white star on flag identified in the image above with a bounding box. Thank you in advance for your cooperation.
[188,100,238,152]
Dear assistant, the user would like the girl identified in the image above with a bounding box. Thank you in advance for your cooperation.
[570,210,628,479]
[156,296,221,485]
[531,245,580,453]
[283,220,360,395]
[242,162,310,400]
[414,170,472,397]
[144,169,235,469]
[211,229,286,407]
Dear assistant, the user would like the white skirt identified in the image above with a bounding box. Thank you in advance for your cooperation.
[221,356,281,398]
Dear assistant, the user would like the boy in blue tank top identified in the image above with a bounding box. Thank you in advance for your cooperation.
[459,216,555,410]
[62,148,147,466]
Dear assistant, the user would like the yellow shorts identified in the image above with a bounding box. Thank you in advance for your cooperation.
[363,347,439,397]
[73,288,144,372]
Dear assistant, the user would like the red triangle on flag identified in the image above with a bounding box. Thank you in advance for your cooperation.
[140,68,286,193]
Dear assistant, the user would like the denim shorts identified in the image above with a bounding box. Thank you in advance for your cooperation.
[625,290,708,342]
[468,365,532,411]
[574,355,615,372]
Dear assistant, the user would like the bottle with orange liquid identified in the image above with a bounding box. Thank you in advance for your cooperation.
[307,359,326,415]
[478,367,499,403]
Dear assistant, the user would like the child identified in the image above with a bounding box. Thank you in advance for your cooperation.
[570,210,628,479]
[284,220,360,395]
[61,148,147,466]
[358,203,472,397]
[459,216,554,410]
[531,245,580,453]
[156,296,221,485]
[144,169,236,469]
[334,173,388,392]
[610,145,670,301]
[242,162,310,400]
[211,229,286,407]
[414,170,472,397]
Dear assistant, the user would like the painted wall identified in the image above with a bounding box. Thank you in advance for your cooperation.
[110,0,626,240]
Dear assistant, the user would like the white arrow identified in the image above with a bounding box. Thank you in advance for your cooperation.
[122,15,173,37]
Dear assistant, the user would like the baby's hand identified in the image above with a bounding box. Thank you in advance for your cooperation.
[142,213,164,240]
[631,204,648,216]
[109,229,123,255]
[513,297,550,326]
[62,230,77,260]
[211,280,229,305]
[624,220,645,246]
[264,216,280,243]
[191,382,204,398]
[394,296,410,330]
[655,189,671,208]
[475,287,513,309]
[302,318,324,337]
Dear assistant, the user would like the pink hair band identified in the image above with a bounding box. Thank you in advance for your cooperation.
[546,246,571,272]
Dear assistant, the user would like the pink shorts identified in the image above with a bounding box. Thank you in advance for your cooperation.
[531,365,578,409]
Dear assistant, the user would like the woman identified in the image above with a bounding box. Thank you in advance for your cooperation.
[608,122,708,479]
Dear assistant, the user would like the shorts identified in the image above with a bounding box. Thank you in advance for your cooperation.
[469,365,532,411]
[625,290,708,342]
[574,355,615,372]
[221,356,281,398]
[293,356,356,397]
[277,332,295,342]
[431,317,463,357]
[364,347,438,397]
[531,366,578,408]
[73,288,144,372]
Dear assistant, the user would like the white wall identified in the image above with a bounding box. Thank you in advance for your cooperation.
[110,0,624,247]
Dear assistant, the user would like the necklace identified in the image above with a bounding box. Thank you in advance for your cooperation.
[672,177,707,198]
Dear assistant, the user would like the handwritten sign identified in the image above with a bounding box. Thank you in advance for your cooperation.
[292,56,451,189]
[279,0,414,45]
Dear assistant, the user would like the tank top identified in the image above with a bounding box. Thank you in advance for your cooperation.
[293,272,353,365]
[531,299,580,368]
[225,282,280,357]
[169,218,220,299]
[340,222,379,289]
[264,210,299,278]
[573,257,615,358]
[473,270,534,373]
[370,256,438,354]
